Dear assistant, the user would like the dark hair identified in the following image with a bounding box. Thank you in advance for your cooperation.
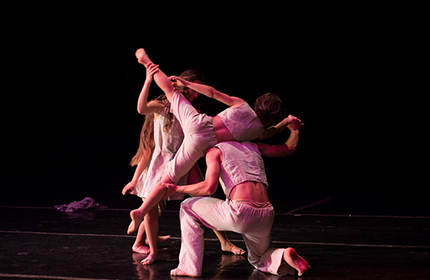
[178,69,206,110]
[179,69,206,84]
[253,93,286,126]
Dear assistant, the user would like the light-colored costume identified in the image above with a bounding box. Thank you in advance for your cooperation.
[132,105,189,200]
[176,141,290,277]
[166,91,264,183]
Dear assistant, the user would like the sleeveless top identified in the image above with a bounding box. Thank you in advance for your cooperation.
[133,105,188,200]
[214,141,268,199]
[217,102,265,141]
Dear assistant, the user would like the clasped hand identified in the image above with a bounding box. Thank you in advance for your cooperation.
[161,182,179,199]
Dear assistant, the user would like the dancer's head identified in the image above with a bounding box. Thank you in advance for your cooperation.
[177,69,206,108]
[254,93,286,127]
[156,69,205,131]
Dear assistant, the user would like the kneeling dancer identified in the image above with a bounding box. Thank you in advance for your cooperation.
[164,127,310,277]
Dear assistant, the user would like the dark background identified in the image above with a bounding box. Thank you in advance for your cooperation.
[2,13,425,215]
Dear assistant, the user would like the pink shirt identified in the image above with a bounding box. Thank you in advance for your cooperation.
[215,141,268,199]
[217,102,264,141]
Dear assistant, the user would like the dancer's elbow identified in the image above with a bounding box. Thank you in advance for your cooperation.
[137,106,151,115]
[278,145,296,157]
[206,86,220,99]
[205,181,218,196]
[285,147,296,156]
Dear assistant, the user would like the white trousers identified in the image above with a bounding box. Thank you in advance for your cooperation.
[166,91,217,183]
[177,197,291,277]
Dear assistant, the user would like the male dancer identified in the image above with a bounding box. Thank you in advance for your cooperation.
[163,118,310,277]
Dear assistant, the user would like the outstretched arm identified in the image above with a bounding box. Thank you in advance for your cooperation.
[163,147,221,197]
[169,75,244,107]
[257,118,301,157]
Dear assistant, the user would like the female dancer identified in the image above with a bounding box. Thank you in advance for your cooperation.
[123,64,244,264]
[127,48,291,235]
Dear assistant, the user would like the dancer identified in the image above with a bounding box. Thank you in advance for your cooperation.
[165,118,310,277]
[123,64,244,264]
[127,48,293,234]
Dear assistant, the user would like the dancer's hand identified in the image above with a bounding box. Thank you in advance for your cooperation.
[161,182,179,199]
[146,63,159,81]
[287,118,303,131]
[273,115,302,131]
[168,75,187,87]
[285,115,303,125]
[122,181,137,195]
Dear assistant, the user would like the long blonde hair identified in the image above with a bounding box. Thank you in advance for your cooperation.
[130,70,205,167]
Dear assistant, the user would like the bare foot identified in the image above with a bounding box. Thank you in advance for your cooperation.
[135,48,153,66]
[141,253,156,265]
[132,243,150,254]
[145,235,171,245]
[221,242,245,255]
[127,209,143,235]
[283,247,310,276]
[170,268,199,278]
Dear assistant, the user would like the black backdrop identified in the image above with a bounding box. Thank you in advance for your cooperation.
[3,15,420,212]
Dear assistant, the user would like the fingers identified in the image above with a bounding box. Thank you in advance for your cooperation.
[161,182,175,188]
[294,117,304,125]
[122,182,137,195]
[122,186,132,195]
[168,75,178,82]
[146,63,159,75]
[288,115,304,125]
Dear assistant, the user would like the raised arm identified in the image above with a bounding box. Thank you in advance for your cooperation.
[169,75,244,107]
[257,118,302,157]
[137,63,163,115]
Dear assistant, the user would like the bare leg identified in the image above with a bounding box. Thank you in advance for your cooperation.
[128,205,145,235]
[141,206,159,265]
[135,48,175,101]
[143,201,171,244]
[133,224,170,253]
[283,247,310,276]
[132,221,150,254]
[213,230,245,255]
[128,174,173,234]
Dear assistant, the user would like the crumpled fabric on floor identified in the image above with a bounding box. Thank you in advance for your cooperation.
[54,197,106,212]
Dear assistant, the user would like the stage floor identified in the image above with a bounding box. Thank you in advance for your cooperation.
[0,194,429,280]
